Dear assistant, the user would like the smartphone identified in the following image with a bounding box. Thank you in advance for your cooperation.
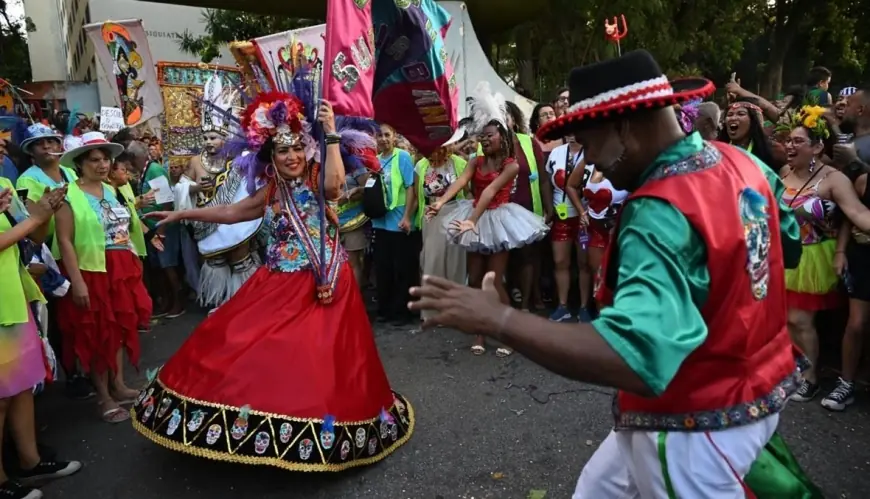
[16,188,28,199]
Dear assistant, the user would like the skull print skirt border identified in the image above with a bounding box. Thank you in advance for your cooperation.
[131,380,414,472]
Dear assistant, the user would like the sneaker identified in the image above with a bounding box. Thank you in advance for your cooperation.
[65,375,95,401]
[821,377,856,411]
[790,379,820,402]
[17,461,82,486]
[549,305,573,322]
[0,481,42,499]
[577,307,593,323]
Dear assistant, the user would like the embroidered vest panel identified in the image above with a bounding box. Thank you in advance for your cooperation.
[598,142,797,431]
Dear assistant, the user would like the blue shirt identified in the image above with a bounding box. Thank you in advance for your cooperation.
[371,149,416,232]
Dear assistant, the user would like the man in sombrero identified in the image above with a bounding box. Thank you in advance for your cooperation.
[409,50,821,498]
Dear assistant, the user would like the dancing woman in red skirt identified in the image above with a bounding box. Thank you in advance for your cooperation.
[131,81,414,471]
[55,132,152,424]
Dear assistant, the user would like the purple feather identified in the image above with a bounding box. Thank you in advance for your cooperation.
[290,67,317,137]
[269,100,288,126]
[338,128,376,152]
[336,115,378,135]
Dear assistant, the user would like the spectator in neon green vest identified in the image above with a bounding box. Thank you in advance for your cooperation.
[372,124,420,326]
[0,181,83,495]
[54,135,153,424]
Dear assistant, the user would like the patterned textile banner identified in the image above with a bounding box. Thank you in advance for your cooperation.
[371,0,458,156]
[85,20,163,127]
[323,0,375,117]
[156,62,241,169]
[234,25,327,95]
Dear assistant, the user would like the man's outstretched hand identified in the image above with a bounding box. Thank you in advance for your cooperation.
[408,272,512,337]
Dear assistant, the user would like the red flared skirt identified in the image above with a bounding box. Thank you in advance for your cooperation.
[58,250,151,375]
[132,262,414,472]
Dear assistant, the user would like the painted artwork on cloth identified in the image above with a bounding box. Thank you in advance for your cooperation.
[101,23,144,125]
[232,25,327,96]
[85,20,163,127]
[156,62,242,169]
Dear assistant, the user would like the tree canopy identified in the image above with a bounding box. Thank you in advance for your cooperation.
[178,0,869,101]
[178,9,319,64]
[0,0,32,84]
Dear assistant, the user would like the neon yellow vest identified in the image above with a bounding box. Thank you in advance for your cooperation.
[475,135,543,216]
[66,182,110,272]
[0,178,45,326]
[16,166,79,260]
[415,154,467,229]
[516,133,543,216]
[118,183,147,257]
[384,150,405,210]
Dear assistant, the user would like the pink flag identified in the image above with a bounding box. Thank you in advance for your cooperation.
[323,0,376,118]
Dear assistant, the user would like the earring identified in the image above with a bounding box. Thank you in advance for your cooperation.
[265,163,276,178]
[809,157,816,174]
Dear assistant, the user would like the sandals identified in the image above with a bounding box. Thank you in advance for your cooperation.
[496,347,513,358]
[101,407,130,424]
[471,345,486,356]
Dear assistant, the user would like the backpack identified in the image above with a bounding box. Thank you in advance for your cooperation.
[362,172,389,219]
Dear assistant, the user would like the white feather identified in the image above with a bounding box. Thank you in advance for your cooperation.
[469,81,507,134]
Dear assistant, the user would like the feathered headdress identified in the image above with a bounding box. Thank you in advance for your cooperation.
[775,105,830,140]
[201,71,243,136]
[469,81,508,134]
[228,67,380,195]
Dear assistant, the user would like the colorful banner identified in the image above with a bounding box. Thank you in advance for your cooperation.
[245,26,327,94]
[371,0,458,156]
[85,20,163,127]
[323,0,376,117]
[156,62,241,169]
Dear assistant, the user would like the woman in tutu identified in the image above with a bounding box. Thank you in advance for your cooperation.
[130,82,414,471]
[55,132,152,423]
[427,83,549,356]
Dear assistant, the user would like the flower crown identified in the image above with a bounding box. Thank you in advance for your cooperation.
[775,105,830,140]
[240,92,309,149]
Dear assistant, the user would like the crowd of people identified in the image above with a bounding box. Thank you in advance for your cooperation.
[0,48,867,497]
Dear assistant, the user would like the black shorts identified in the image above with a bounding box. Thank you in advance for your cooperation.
[846,241,870,301]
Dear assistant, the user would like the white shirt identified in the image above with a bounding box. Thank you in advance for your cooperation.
[547,143,586,218]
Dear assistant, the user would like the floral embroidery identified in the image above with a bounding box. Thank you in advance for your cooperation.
[739,187,771,300]
[264,183,346,274]
[613,368,802,432]
[646,143,721,181]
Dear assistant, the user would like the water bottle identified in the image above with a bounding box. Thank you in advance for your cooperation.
[578,227,589,250]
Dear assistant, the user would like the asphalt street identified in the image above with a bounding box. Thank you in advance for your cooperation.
[31,309,870,498]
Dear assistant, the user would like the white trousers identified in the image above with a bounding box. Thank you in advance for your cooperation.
[573,415,778,499]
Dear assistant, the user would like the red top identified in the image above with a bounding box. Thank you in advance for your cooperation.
[472,156,514,210]
[597,142,796,416]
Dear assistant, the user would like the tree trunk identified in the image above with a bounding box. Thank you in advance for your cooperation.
[515,34,535,97]
[761,0,812,97]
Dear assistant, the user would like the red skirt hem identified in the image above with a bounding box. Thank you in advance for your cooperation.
[786,290,843,311]
[58,250,151,375]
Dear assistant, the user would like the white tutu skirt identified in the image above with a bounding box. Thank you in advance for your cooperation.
[442,200,549,254]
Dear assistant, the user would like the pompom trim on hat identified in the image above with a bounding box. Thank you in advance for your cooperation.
[536,78,716,142]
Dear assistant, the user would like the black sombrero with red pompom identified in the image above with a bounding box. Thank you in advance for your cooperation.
[537,50,716,142]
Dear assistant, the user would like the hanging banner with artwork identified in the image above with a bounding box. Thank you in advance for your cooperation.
[233,25,327,95]
[155,62,242,169]
[85,19,163,127]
